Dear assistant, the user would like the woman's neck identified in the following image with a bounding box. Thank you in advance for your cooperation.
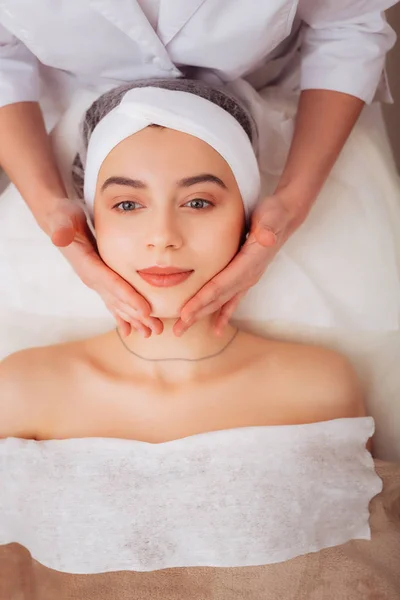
[114,317,239,384]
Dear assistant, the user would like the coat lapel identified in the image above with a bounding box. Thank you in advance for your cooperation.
[89,0,170,62]
[157,0,208,45]
[91,0,208,49]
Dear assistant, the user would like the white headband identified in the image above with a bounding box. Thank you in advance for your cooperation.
[83,87,261,220]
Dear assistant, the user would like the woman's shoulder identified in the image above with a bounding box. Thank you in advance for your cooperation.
[0,341,88,439]
[1,340,84,377]
[241,332,366,422]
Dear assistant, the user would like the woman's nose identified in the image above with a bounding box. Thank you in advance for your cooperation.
[145,212,183,250]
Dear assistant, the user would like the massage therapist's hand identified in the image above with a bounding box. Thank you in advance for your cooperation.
[47,198,163,338]
[174,192,306,337]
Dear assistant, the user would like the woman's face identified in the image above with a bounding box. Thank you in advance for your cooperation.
[94,126,245,318]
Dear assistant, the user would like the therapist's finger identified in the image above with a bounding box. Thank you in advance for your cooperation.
[250,193,295,248]
[114,311,151,338]
[174,295,235,336]
[109,299,154,336]
[50,215,76,247]
[214,292,245,335]
[173,285,242,337]
[47,199,90,248]
[117,301,163,335]
[180,255,255,324]
[98,268,152,319]
[111,272,151,318]
[108,300,150,338]
[180,278,228,323]
[114,313,132,337]
[80,249,154,321]
[174,294,228,337]
[175,243,272,336]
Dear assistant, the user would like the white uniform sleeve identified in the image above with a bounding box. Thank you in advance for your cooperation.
[0,22,40,108]
[297,1,398,103]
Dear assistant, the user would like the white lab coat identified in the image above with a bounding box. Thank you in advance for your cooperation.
[0,0,397,124]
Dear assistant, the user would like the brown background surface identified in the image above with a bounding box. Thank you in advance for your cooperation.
[384,5,400,172]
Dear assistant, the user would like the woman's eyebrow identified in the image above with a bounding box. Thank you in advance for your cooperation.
[101,176,146,191]
[101,173,227,192]
[177,174,228,189]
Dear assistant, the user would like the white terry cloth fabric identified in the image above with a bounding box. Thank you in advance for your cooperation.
[83,86,261,222]
[0,417,381,575]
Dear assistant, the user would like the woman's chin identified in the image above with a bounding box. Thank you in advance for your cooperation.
[136,285,202,321]
[150,310,179,320]
[148,300,182,321]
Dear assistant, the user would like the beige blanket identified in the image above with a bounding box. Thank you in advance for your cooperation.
[0,459,399,600]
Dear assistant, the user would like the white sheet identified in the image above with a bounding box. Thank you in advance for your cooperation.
[0,417,381,574]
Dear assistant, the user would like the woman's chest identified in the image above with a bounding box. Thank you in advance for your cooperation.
[39,372,293,443]
[0,0,299,82]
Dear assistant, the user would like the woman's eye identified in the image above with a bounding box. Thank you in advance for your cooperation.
[114,201,143,212]
[184,198,213,210]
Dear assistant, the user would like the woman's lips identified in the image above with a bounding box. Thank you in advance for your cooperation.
[137,267,194,288]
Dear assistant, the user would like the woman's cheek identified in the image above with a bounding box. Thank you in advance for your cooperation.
[97,231,134,275]
[210,221,243,267]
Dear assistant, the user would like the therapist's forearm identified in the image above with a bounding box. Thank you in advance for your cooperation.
[0,101,66,232]
[275,89,364,229]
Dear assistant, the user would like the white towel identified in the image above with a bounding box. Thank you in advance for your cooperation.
[0,417,381,575]
[83,86,261,221]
